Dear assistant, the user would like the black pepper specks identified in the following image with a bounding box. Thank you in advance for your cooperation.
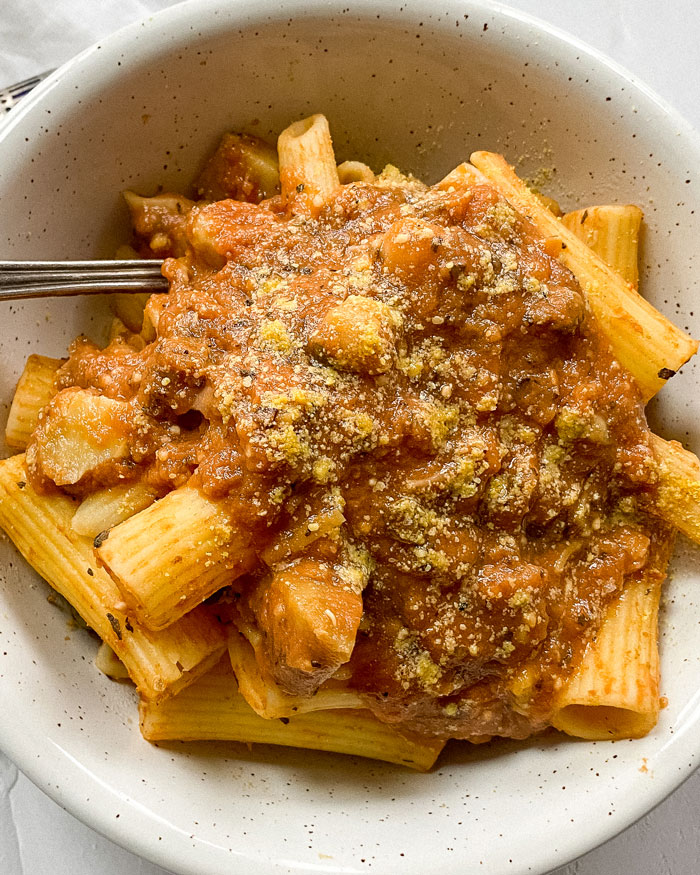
[94,530,109,548]
[106,612,122,640]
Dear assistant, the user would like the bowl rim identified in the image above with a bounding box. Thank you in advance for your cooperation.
[1,1,700,874]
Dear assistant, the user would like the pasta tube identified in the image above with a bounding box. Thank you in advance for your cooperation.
[108,316,129,342]
[71,481,161,538]
[139,660,445,771]
[228,629,363,719]
[0,454,226,701]
[551,546,670,740]
[649,434,700,545]
[562,204,643,289]
[469,151,698,400]
[437,161,487,191]
[95,641,131,680]
[277,114,340,214]
[337,160,375,184]
[111,292,151,334]
[123,190,195,258]
[5,354,62,450]
[561,199,700,543]
[96,483,256,630]
[196,132,281,202]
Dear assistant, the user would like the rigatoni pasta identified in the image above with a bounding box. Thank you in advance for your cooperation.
[2,113,699,767]
[139,659,445,771]
[5,354,61,450]
[552,538,673,740]
[70,481,161,538]
[0,454,226,701]
[97,484,256,630]
[277,113,340,213]
[561,203,643,289]
[469,150,698,401]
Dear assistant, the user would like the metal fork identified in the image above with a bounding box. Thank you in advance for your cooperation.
[0,71,52,114]
[1,76,170,302]
[0,260,168,300]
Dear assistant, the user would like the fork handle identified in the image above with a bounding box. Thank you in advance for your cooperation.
[0,260,168,300]
[0,71,52,114]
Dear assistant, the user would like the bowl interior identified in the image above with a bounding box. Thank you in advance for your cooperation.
[1,2,700,874]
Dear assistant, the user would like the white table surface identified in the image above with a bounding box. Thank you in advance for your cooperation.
[2,1,700,873]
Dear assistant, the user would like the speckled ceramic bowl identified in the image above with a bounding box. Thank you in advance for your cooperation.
[1,1,700,873]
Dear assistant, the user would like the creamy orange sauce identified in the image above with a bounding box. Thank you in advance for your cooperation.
[29,160,668,740]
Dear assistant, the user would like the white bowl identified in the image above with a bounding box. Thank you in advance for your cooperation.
[1,1,700,873]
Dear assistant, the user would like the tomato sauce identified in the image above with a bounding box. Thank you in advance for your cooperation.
[35,167,668,739]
